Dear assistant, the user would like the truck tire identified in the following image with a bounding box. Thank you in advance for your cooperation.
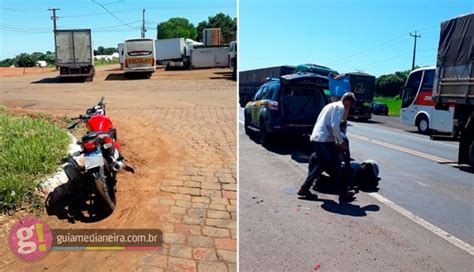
[417,115,430,134]
[469,141,474,167]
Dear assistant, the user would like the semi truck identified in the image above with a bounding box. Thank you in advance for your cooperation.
[432,13,474,167]
[239,65,295,107]
[328,72,375,121]
[55,29,94,80]
[189,46,229,69]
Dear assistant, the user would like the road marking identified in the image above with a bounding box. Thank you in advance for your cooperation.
[368,192,474,256]
[350,133,451,163]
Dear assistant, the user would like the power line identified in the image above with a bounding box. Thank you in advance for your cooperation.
[90,0,139,29]
[0,7,45,13]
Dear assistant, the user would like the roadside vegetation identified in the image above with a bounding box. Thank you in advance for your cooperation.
[374,95,401,116]
[0,107,70,213]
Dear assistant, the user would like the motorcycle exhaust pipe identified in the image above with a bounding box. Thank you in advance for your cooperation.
[112,161,125,172]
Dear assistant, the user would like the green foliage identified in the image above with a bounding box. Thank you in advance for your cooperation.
[15,53,36,67]
[196,13,236,41]
[373,96,402,116]
[0,109,69,212]
[94,46,116,55]
[155,13,236,42]
[375,68,415,97]
[0,58,16,67]
[157,17,197,40]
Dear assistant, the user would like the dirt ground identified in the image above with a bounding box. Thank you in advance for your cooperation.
[0,67,57,77]
[0,64,237,271]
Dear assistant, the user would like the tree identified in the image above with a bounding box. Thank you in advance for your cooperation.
[197,13,235,41]
[157,18,197,40]
[374,69,413,97]
[15,53,35,67]
[0,58,16,67]
[196,21,209,41]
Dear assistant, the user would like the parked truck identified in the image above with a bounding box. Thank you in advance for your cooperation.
[189,46,229,69]
[432,13,474,167]
[55,29,94,80]
[239,65,295,107]
[328,72,375,121]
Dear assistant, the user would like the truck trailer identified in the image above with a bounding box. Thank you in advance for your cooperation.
[329,72,375,120]
[55,29,94,80]
[239,65,295,107]
[432,13,474,167]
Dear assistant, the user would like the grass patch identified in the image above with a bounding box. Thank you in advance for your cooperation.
[0,107,70,213]
[94,59,119,66]
[374,95,401,116]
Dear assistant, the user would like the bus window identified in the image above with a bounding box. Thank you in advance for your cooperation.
[401,71,422,108]
[421,69,435,90]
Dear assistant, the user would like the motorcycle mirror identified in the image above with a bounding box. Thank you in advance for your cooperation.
[99,96,105,105]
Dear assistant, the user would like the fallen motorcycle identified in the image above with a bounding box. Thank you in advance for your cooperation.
[67,97,134,213]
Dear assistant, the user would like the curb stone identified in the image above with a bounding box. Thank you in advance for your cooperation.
[38,132,82,194]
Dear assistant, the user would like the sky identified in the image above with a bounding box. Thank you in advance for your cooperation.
[239,0,473,76]
[0,0,236,59]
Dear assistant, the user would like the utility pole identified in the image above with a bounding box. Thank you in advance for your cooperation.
[410,30,421,70]
[48,8,60,31]
[48,8,60,69]
[141,8,146,38]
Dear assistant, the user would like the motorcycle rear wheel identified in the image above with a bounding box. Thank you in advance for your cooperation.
[95,174,116,213]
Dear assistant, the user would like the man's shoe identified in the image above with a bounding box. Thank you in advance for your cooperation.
[297,186,311,196]
[338,191,355,203]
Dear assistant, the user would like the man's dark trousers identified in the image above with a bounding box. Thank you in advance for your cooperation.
[301,141,345,194]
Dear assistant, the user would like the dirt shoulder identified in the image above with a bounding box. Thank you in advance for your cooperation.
[0,67,237,271]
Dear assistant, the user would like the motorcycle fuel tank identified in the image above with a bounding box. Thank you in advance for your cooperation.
[86,115,114,132]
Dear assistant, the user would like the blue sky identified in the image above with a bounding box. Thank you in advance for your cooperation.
[239,0,473,76]
[0,0,236,59]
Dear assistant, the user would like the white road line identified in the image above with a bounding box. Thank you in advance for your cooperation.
[368,192,474,256]
[350,133,451,163]
[238,121,474,255]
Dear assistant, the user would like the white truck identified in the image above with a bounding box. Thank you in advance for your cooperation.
[155,38,203,69]
[190,46,229,69]
[55,29,94,80]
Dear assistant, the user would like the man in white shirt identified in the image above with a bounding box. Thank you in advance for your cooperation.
[297,92,356,203]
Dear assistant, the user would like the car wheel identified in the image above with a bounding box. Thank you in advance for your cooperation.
[417,115,430,134]
[244,114,251,135]
[259,118,270,146]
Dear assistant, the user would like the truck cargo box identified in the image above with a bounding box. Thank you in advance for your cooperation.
[155,38,185,62]
[433,13,474,105]
[190,46,229,68]
[55,29,94,78]
[239,65,295,106]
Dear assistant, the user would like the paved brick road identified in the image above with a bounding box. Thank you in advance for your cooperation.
[0,66,236,272]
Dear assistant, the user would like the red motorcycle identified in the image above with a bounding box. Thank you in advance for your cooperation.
[67,97,134,213]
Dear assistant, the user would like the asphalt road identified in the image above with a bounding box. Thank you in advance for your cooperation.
[239,108,473,271]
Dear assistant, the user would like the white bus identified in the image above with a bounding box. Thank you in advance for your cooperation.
[400,66,454,134]
[123,38,156,77]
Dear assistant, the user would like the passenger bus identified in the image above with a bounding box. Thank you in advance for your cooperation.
[123,38,156,77]
[400,66,454,134]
